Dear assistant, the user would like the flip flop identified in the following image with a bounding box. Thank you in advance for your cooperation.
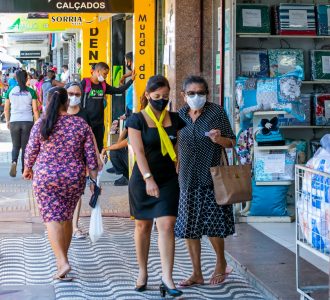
[53,265,72,282]
[177,278,204,288]
[53,273,73,282]
[210,265,233,285]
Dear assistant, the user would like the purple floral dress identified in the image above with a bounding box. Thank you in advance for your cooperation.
[24,115,98,223]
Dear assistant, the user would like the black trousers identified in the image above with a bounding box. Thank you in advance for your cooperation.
[91,124,104,152]
[110,148,129,179]
[10,121,34,172]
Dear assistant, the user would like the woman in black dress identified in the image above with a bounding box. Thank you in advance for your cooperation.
[175,76,236,287]
[126,75,185,298]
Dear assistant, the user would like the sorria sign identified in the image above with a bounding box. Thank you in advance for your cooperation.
[0,0,133,13]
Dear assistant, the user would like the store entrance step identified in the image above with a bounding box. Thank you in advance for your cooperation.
[0,285,55,300]
[224,224,329,300]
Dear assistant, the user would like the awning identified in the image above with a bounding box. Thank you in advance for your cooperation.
[0,52,21,69]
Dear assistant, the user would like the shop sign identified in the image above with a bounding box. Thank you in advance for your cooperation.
[0,0,133,13]
[134,0,156,111]
[81,19,110,78]
[48,13,97,30]
[20,50,41,57]
[1,16,56,33]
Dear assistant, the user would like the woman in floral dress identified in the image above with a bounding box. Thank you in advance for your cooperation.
[23,87,98,281]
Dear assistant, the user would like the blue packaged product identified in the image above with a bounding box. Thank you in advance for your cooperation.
[237,50,269,78]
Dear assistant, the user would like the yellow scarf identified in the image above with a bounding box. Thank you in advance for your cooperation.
[145,105,177,162]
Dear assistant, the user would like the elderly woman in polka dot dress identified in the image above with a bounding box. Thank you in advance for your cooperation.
[175,76,236,287]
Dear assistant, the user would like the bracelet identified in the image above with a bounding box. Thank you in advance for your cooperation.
[143,172,153,181]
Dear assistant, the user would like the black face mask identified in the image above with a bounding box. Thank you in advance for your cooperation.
[126,64,132,71]
[149,98,169,112]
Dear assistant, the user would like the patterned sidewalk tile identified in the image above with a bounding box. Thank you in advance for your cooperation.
[0,218,266,300]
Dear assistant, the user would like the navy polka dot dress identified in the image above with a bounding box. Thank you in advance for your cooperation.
[175,102,236,239]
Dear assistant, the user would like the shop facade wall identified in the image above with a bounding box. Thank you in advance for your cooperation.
[165,0,214,111]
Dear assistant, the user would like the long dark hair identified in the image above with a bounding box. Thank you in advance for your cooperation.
[40,87,68,140]
[140,75,170,109]
[16,70,28,92]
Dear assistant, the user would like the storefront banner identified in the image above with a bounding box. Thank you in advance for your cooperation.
[1,15,62,32]
[81,18,110,78]
[134,0,156,111]
[48,13,97,30]
[0,0,133,13]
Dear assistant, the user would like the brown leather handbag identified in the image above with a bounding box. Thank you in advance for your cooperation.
[210,147,252,205]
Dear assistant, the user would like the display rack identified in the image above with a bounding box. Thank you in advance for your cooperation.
[225,0,330,222]
[237,34,330,39]
[295,165,330,300]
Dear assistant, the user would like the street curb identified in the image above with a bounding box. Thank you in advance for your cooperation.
[224,250,280,300]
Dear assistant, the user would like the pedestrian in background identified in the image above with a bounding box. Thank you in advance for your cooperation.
[126,75,185,298]
[119,52,134,118]
[76,57,82,76]
[41,70,64,112]
[61,64,70,84]
[81,62,135,152]
[23,87,98,281]
[175,76,236,287]
[4,70,39,177]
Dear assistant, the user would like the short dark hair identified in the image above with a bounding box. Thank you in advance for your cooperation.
[182,75,209,94]
[94,62,109,71]
[47,70,56,79]
[62,65,68,70]
[76,57,81,65]
[125,52,133,62]
[65,82,83,94]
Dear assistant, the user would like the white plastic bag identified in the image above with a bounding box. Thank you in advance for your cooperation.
[89,170,104,243]
[89,199,103,243]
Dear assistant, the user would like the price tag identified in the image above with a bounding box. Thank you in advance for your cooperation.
[240,54,261,72]
[264,154,285,174]
[242,9,262,27]
[325,100,330,119]
[322,56,330,74]
[289,10,308,28]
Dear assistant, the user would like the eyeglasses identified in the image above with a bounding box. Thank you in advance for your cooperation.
[68,92,81,97]
[186,91,207,96]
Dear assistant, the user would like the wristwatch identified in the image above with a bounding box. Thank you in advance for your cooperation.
[143,172,153,181]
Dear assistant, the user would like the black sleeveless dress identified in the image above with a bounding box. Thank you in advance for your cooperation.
[126,111,186,220]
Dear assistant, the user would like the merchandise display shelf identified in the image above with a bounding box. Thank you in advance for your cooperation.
[302,80,330,84]
[237,34,330,39]
[255,181,293,186]
[238,215,295,223]
[280,126,330,129]
[254,111,287,116]
[255,144,294,151]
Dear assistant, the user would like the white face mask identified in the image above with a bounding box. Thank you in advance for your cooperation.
[97,75,105,82]
[187,94,207,110]
[69,95,81,107]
